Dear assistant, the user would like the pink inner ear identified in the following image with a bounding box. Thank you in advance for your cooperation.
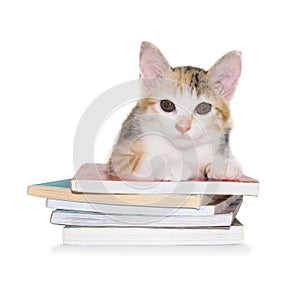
[210,51,242,101]
[214,72,240,100]
[139,42,170,78]
[140,57,163,78]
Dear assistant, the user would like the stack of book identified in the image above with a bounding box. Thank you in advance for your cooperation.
[28,163,259,245]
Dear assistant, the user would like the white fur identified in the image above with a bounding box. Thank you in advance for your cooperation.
[112,43,243,181]
[132,85,242,181]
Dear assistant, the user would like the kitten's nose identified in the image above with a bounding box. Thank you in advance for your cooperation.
[175,120,191,134]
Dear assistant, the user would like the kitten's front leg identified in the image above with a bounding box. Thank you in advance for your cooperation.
[110,139,173,181]
[163,162,193,181]
[135,156,193,181]
[111,137,194,181]
[206,155,242,180]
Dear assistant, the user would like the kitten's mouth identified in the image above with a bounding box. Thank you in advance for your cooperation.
[176,132,192,138]
[174,133,194,141]
[180,135,191,139]
[173,132,203,143]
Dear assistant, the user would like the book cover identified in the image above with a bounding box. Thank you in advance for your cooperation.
[28,179,213,209]
[71,163,259,196]
[51,196,242,227]
[46,195,240,216]
[62,219,244,245]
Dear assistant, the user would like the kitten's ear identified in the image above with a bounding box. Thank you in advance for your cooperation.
[139,42,171,78]
[208,51,242,101]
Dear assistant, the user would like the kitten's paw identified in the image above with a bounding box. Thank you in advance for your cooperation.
[206,158,242,180]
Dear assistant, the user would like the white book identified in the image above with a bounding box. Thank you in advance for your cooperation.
[62,219,244,245]
[51,197,242,227]
[46,195,241,216]
[71,164,259,196]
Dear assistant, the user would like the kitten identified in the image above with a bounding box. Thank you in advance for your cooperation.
[109,41,242,181]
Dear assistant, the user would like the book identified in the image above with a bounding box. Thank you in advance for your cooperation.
[62,219,244,245]
[28,179,214,209]
[71,163,259,196]
[46,195,240,216]
[51,196,242,227]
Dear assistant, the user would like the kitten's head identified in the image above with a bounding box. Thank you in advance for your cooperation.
[138,41,241,148]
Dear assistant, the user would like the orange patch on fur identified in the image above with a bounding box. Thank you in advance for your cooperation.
[166,69,193,95]
[214,100,230,123]
[129,139,144,172]
[139,98,158,113]
[168,68,193,85]
[207,99,231,131]
[110,139,145,176]
[166,67,210,96]
[129,152,143,172]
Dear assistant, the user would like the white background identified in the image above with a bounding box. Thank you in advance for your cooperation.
[1,0,299,299]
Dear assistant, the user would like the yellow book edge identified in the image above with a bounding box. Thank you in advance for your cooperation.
[27,184,211,209]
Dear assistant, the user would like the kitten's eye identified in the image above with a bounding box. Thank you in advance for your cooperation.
[160,100,176,112]
[195,102,212,115]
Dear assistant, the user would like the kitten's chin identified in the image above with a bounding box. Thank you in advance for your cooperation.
[169,132,209,149]
[171,135,198,149]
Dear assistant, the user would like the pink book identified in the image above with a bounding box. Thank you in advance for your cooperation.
[71,163,259,196]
